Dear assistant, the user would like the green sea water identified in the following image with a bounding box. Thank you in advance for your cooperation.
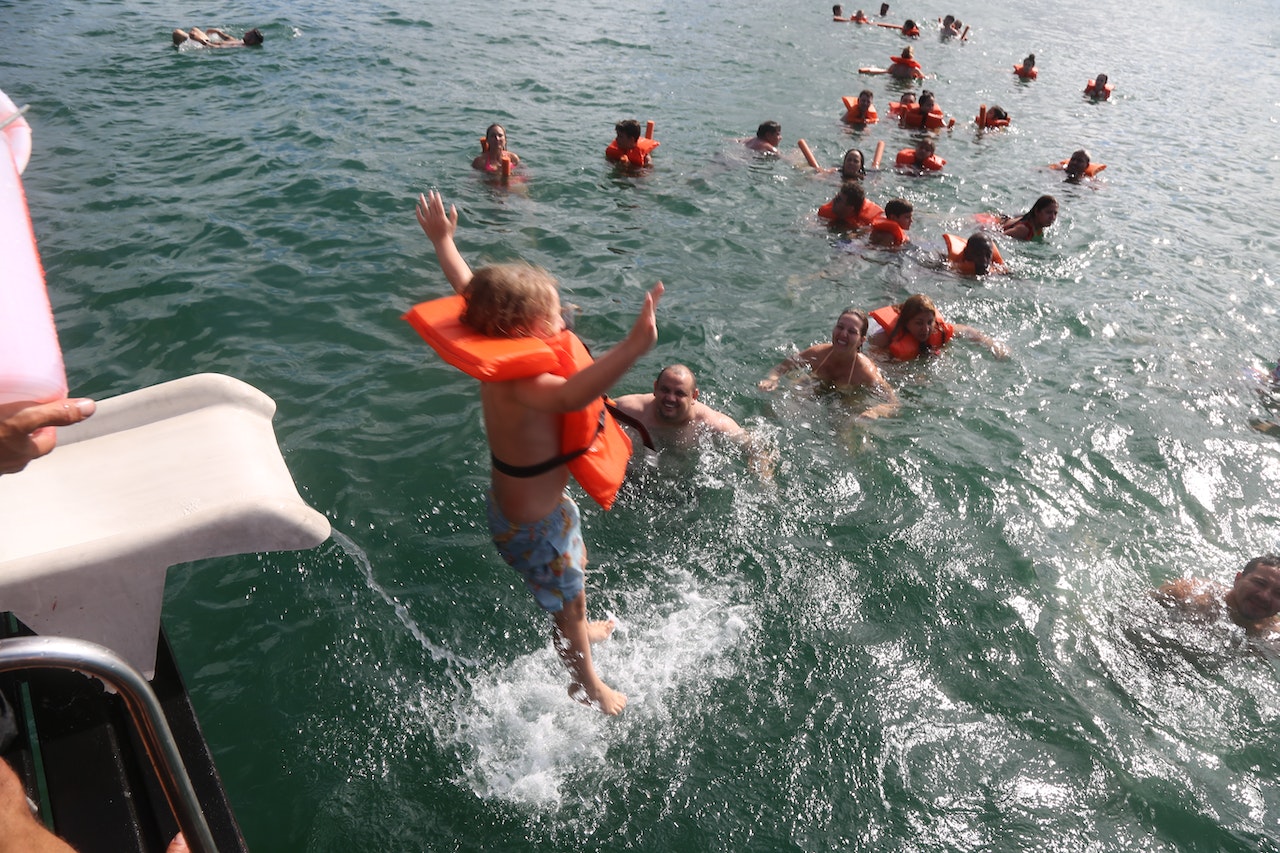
[4,0,1280,849]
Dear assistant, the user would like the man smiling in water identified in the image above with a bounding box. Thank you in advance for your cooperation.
[613,365,774,477]
[613,365,744,449]
[1157,554,1280,636]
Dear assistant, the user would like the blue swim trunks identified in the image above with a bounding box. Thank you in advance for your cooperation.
[486,492,586,613]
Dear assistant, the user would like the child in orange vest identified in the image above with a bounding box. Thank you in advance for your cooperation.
[415,190,663,715]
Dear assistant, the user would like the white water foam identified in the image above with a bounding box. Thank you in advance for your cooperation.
[450,570,753,809]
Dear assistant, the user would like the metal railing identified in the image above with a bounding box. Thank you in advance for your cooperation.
[0,636,219,853]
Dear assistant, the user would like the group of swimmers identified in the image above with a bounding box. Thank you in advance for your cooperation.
[403,10,1280,717]
[813,10,1118,280]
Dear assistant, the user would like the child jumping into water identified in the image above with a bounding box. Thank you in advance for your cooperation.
[413,190,663,715]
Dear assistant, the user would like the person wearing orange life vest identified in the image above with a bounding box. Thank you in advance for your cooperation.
[1084,73,1113,99]
[413,190,664,716]
[869,294,1009,360]
[472,123,521,174]
[895,136,945,172]
[1059,148,1106,182]
[842,89,878,124]
[898,89,949,129]
[868,198,912,247]
[606,119,658,167]
[818,181,884,230]
[758,309,899,420]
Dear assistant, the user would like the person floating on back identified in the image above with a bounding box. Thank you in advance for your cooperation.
[410,190,665,715]
[172,27,263,48]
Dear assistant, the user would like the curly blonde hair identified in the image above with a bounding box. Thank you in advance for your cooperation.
[462,263,560,338]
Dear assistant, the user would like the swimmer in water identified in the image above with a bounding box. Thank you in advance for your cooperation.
[172,27,263,47]
[1061,148,1096,182]
[744,120,783,154]
[868,198,912,247]
[838,148,867,179]
[1157,554,1280,639]
[1001,195,1058,241]
[832,4,849,21]
[472,124,521,174]
[612,365,774,476]
[758,309,899,419]
[818,181,883,230]
[1084,73,1112,99]
[869,294,1009,359]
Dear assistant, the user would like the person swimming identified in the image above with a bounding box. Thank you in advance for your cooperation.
[472,124,522,174]
[1002,195,1058,241]
[758,309,899,419]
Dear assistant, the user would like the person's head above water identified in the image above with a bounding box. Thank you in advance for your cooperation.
[831,181,867,218]
[832,309,869,351]
[1065,148,1092,179]
[485,124,508,150]
[1028,194,1058,228]
[961,233,995,275]
[840,148,866,178]
[895,294,940,343]
[652,365,700,424]
[243,27,264,45]
[1226,555,1280,623]
[918,89,936,113]
[614,118,643,151]
[756,120,782,142]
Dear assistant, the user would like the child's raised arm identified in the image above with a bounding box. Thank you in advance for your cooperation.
[416,191,473,294]
[513,283,664,412]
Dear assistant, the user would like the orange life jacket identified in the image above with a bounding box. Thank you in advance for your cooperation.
[840,97,879,124]
[818,198,884,228]
[1084,79,1113,99]
[1013,64,1037,79]
[895,148,945,171]
[1053,159,1106,177]
[605,136,659,166]
[869,218,907,246]
[403,295,632,509]
[899,104,946,129]
[869,305,955,360]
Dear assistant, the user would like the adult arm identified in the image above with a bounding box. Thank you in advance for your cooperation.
[759,347,819,391]
[0,399,96,475]
[857,359,900,419]
[415,191,473,294]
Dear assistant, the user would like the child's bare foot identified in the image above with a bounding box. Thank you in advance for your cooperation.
[586,619,616,643]
[569,681,628,716]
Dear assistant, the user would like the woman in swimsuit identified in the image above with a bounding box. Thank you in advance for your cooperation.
[472,124,521,173]
[758,309,898,418]
[1001,194,1058,241]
